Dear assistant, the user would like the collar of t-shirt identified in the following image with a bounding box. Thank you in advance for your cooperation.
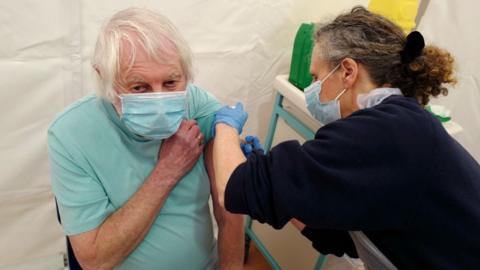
[357,87,403,109]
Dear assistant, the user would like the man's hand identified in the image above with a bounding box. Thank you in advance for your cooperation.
[156,120,204,183]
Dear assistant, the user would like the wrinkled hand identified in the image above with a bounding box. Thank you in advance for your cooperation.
[240,135,265,156]
[156,120,204,183]
[212,102,248,136]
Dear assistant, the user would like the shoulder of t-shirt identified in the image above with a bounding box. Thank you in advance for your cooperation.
[187,84,221,120]
[48,94,99,134]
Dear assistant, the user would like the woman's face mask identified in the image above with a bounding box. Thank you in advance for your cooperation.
[118,90,188,140]
[304,64,347,125]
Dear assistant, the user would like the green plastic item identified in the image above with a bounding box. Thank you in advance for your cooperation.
[289,23,315,90]
[426,105,451,123]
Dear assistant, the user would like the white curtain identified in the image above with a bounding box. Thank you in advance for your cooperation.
[417,0,480,161]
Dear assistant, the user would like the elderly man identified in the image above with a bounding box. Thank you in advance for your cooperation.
[48,7,244,270]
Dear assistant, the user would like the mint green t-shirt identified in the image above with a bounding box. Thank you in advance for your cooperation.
[48,84,221,270]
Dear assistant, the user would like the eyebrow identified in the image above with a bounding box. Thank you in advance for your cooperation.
[124,72,182,84]
[167,73,182,80]
[125,75,146,84]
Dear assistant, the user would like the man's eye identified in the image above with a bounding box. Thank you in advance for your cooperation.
[132,84,150,93]
[164,80,177,88]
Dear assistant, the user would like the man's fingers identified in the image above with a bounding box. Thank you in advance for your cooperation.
[187,120,198,130]
[196,133,204,145]
[188,124,201,138]
[179,120,197,132]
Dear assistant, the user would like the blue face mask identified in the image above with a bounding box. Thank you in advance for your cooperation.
[304,64,347,125]
[118,90,188,140]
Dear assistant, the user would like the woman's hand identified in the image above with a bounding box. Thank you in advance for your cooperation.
[240,135,265,156]
[212,102,248,136]
[290,218,306,231]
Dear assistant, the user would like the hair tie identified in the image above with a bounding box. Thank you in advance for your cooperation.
[400,31,425,64]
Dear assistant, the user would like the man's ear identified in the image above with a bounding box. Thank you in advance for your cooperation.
[340,58,358,89]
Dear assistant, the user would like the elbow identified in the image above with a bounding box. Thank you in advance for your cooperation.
[75,250,99,270]
[74,244,117,270]
[214,202,244,231]
[78,255,116,270]
[213,192,227,227]
[75,251,101,270]
[214,188,244,229]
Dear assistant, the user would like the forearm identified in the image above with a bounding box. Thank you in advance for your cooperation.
[218,213,245,270]
[73,165,176,270]
[212,123,246,207]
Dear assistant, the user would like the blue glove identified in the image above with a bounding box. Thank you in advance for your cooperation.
[240,135,265,156]
[212,102,248,136]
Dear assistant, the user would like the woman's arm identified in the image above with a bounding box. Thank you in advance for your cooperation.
[211,101,418,237]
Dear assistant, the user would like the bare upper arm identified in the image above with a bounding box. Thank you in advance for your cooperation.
[204,140,223,222]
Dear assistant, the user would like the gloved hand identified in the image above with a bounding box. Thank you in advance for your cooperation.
[240,135,265,156]
[212,102,248,136]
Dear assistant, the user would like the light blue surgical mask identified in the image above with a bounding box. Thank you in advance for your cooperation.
[118,90,188,140]
[304,64,347,125]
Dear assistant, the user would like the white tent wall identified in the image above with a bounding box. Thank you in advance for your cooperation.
[0,0,79,269]
[0,0,478,269]
[417,0,480,162]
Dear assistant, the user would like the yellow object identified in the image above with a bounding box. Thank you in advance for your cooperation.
[368,0,420,34]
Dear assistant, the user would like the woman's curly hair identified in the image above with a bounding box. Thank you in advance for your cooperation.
[314,6,456,106]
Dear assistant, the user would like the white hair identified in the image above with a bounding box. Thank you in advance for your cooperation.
[92,7,193,101]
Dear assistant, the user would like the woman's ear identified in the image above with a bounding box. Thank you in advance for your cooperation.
[340,58,358,89]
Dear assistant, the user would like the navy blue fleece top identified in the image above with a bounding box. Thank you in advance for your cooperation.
[225,95,480,269]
